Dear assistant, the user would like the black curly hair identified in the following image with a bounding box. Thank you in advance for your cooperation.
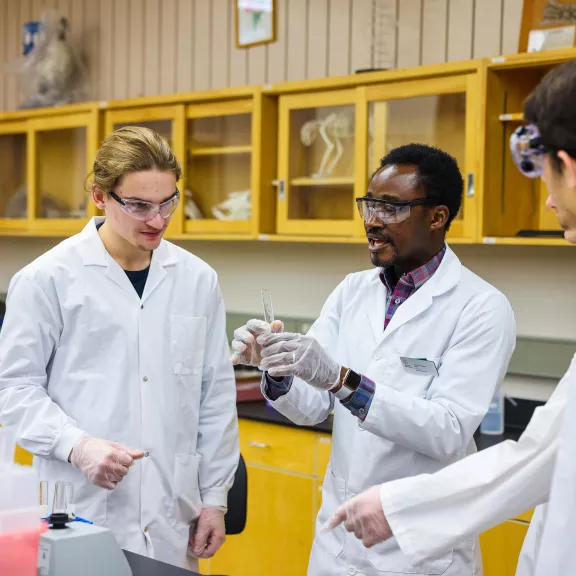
[377,143,463,231]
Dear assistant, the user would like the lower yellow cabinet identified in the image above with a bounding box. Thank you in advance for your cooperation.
[200,419,330,576]
[202,465,315,576]
[480,519,530,576]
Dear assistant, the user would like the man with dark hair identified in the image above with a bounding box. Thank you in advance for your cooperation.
[231,143,516,575]
[325,60,576,576]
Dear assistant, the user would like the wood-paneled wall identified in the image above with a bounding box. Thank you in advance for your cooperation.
[0,0,523,111]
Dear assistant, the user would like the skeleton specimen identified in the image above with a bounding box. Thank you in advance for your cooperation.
[300,112,353,178]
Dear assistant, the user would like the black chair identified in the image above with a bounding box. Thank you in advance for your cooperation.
[224,453,247,535]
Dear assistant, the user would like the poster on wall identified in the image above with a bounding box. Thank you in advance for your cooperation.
[235,0,276,48]
[519,0,576,52]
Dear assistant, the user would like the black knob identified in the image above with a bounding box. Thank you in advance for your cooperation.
[49,512,71,530]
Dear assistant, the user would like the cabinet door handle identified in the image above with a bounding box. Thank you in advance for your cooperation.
[466,173,475,198]
[248,441,269,449]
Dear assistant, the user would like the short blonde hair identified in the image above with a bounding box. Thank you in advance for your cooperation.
[88,126,182,193]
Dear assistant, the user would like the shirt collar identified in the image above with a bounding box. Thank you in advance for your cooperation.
[380,244,447,292]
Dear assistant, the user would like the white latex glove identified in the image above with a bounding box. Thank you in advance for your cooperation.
[322,485,393,548]
[258,332,341,391]
[188,507,226,559]
[70,435,145,490]
[230,319,284,367]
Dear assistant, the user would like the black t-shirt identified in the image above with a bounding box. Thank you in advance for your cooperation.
[96,221,149,298]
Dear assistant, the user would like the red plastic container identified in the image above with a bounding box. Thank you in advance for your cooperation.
[0,523,47,576]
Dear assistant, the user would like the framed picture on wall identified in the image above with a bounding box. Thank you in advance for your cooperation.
[235,0,276,49]
[519,1,576,52]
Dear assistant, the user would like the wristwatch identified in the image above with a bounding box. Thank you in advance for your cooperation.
[332,368,361,402]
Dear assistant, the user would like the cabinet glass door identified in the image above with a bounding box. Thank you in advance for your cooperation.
[29,112,99,233]
[277,91,358,236]
[366,76,477,241]
[185,100,253,235]
[0,124,27,228]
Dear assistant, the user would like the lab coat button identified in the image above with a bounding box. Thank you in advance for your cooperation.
[347,567,357,575]
[373,352,381,361]
[143,376,148,382]
[144,526,148,533]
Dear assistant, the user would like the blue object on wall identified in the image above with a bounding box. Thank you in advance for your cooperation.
[23,21,41,56]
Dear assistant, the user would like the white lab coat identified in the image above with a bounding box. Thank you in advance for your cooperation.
[0,218,239,570]
[378,355,576,576]
[533,355,576,575]
[263,246,516,576]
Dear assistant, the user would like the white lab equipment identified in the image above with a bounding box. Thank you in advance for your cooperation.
[38,515,132,576]
[261,246,516,576]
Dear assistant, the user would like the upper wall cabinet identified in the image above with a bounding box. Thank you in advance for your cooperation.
[272,61,482,242]
[0,50,575,245]
[481,49,576,246]
[103,88,273,240]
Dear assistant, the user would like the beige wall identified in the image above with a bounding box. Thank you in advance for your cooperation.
[0,0,524,110]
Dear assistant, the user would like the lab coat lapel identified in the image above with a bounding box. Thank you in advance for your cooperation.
[376,245,462,346]
[364,271,387,343]
[141,240,178,304]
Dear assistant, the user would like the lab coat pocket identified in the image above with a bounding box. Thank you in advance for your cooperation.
[170,316,206,376]
[315,467,346,558]
[367,540,453,574]
[167,452,203,531]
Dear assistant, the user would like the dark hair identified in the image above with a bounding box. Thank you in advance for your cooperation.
[377,143,463,231]
[524,60,576,172]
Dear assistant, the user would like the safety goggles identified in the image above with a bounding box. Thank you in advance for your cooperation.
[109,189,180,221]
[356,196,435,224]
[510,124,548,178]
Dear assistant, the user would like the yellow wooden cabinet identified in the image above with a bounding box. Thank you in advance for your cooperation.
[481,49,576,246]
[103,87,276,241]
[480,519,530,576]
[199,419,331,576]
[1,50,576,244]
[272,61,482,243]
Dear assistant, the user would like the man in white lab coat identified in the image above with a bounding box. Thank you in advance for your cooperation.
[326,60,576,576]
[232,144,516,575]
[0,127,239,570]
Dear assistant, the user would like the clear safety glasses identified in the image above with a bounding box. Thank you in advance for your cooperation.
[109,189,180,221]
[356,196,435,225]
[510,124,548,178]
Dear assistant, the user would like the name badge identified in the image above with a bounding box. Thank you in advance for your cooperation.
[400,357,439,376]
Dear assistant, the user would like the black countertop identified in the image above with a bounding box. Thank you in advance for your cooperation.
[123,550,223,576]
[236,400,523,449]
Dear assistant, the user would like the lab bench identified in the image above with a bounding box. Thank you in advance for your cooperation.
[199,402,531,576]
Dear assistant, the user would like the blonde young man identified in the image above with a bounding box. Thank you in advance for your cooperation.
[0,127,238,570]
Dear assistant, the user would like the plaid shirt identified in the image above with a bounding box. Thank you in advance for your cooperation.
[381,245,446,329]
[265,246,446,421]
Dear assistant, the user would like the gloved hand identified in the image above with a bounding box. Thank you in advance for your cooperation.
[258,332,341,391]
[70,435,145,490]
[188,507,226,558]
[230,319,284,367]
[322,485,393,548]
